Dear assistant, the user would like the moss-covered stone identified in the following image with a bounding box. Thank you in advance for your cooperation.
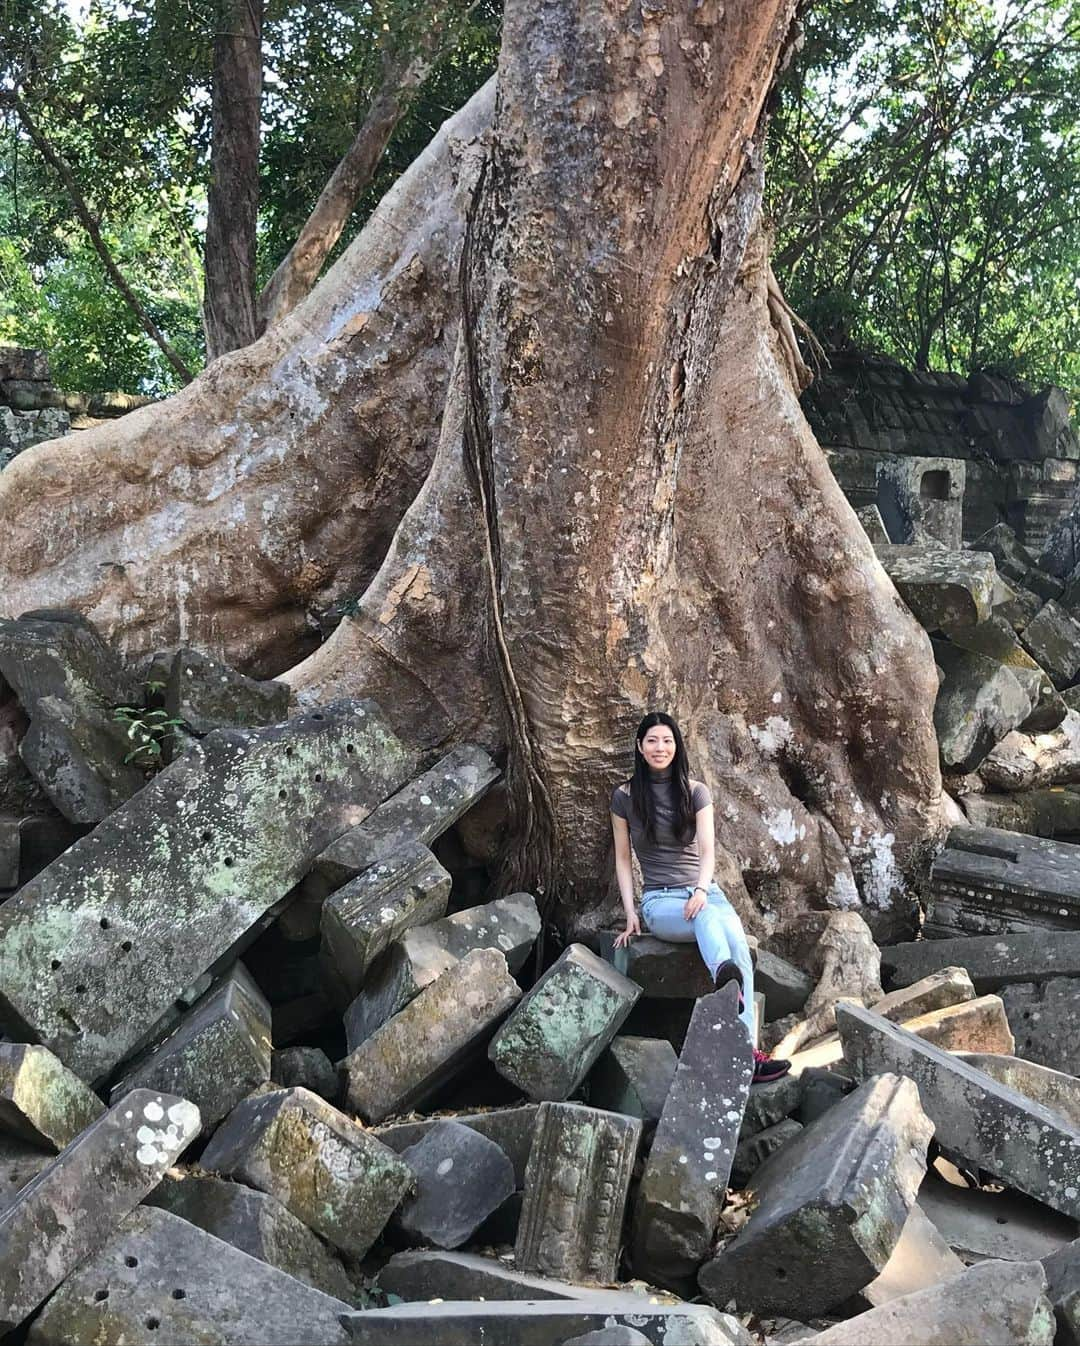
[0,1043,104,1151]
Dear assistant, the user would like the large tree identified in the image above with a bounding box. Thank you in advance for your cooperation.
[0,0,942,943]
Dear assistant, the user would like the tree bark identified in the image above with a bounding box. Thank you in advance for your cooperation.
[0,2,942,942]
[203,0,264,361]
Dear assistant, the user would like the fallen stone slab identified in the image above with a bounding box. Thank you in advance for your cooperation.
[200,1085,412,1257]
[164,647,290,736]
[599,933,714,998]
[934,649,1032,773]
[796,1066,855,1126]
[855,1202,964,1310]
[698,1073,932,1317]
[588,1035,678,1123]
[634,984,753,1287]
[341,1299,752,1346]
[975,522,1061,597]
[755,948,813,1020]
[0,817,18,890]
[342,947,521,1123]
[489,944,640,1101]
[0,1137,51,1213]
[788,1258,1054,1345]
[899,994,1015,1054]
[108,962,272,1132]
[344,892,540,1050]
[0,1087,200,1333]
[731,1118,802,1186]
[961,788,1080,837]
[739,1071,802,1139]
[925,826,1080,940]
[0,610,143,823]
[270,1045,338,1100]
[837,1003,1080,1219]
[1042,1236,1080,1339]
[919,1177,1077,1263]
[875,544,995,630]
[956,1052,1080,1129]
[374,1103,538,1186]
[941,614,1066,734]
[880,931,1080,993]
[1003,977,1080,1075]
[146,1170,354,1300]
[0,700,415,1083]
[321,839,452,1006]
[870,966,976,1021]
[1022,600,1080,688]
[376,1248,636,1302]
[516,1102,641,1283]
[28,1205,353,1346]
[303,743,499,903]
[394,1119,515,1249]
[0,1042,103,1149]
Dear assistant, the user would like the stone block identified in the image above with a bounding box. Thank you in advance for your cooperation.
[856,1203,963,1310]
[941,612,1065,733]
[898,993,1014,1054]
[973,522,1062,598]
[341,947,521,1123]
[995,579,1044,633]
[919,1177,1077,1263]
[957,1052,1080,1129]
[698,1073,932,1317]
[856,503,890,542]
[934,649,1032,772]
[634,985,753,1286]
[394,1119,515,1249]
[321,839,452,1006]
[1003,977,1080,1075]
[377,1248,619,1301]
[0,1138,51,1212]
[28,1205,353,1346]
[599,933,714,998]
[304,743,499,902]
[795,1066,855,1126]
[109,963,272,1132]
[881,930,1080,993]
[344,892,540,1049]
[0,1043,104,1150]
[200,1085,413,1257]
[374,1103,538,1186]
[790,1259,1054,1345]
[0,1088,200,1332]
[731,1118,802,1186]
[164,647,291,735]
[145,1170,354,1300]
[739,1071,802,1139]
[270,1046,338,1101]
[0,700,414,1084]
[875,545,995,630]
[870,966,975,1021]
[754,948,813,1020]
[1023,600,1080,687]
[876,455,964,547]
[15,813,82,885]
[489,943,640,1101]
[516,1101,641,1283]
[620,996,695,1051]
[341,1299,753,1345]
[0,611,142,824]
[925,826,1080,941]
[961,788,1080,836]
[589,1035,678,1123]
[837,1003,1080,1219]
[0,817,18,889]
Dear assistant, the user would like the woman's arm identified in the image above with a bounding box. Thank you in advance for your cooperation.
[685,801,716,919]
[611,812,640,947]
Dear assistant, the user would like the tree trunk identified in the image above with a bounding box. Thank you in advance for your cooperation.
[0,3,942,943]
[203,0,264,361]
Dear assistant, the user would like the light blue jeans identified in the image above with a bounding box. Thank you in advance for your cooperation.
[641,882,755,1038]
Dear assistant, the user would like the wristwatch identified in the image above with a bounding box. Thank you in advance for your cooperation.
[693,885,707,896]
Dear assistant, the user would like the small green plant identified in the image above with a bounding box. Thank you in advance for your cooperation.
[112,683,185,769]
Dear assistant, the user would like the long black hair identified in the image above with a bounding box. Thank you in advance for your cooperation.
[629,711,695,845]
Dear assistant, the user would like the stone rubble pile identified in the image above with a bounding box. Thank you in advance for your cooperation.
[1,610,1080,1344]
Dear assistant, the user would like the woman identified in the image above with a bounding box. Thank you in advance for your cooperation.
[611,711,790,1084]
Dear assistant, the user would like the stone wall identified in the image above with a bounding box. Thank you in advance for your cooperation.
[0,346,153,469]
[802,350,1080,554]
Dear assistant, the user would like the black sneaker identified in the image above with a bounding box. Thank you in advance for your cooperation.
[752,1048,792,1084]
[714,960,744,993]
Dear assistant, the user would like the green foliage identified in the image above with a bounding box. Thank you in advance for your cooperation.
[769,0,1080,395]
[112,702,185,770]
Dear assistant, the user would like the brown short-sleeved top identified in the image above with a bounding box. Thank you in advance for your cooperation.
[611,776,712,891]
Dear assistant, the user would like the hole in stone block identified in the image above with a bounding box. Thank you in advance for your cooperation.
[171,1289,186,1300]
[94,1289,109,1302]
[50,959,61,971]
[286,747,295,757]
[74,984,87,994]
[121,941,132,952]
[920,469,950,500]
[996,1216,1008,1225]
[99,918,109,930]
[278,789,287,800]
[223,857,234,868]
[201,831,212,843]
[311,713,324,721]
[314,773,323,782]
[125,1256,138,1268]
[146,1318,160,1331]
[346,744,355,754]
[775,1267,788,1279]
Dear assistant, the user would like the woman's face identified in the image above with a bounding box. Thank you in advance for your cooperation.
[638,724,676,772]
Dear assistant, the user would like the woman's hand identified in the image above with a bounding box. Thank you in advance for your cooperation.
[613,914,641,948]
[684,888,707,920]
